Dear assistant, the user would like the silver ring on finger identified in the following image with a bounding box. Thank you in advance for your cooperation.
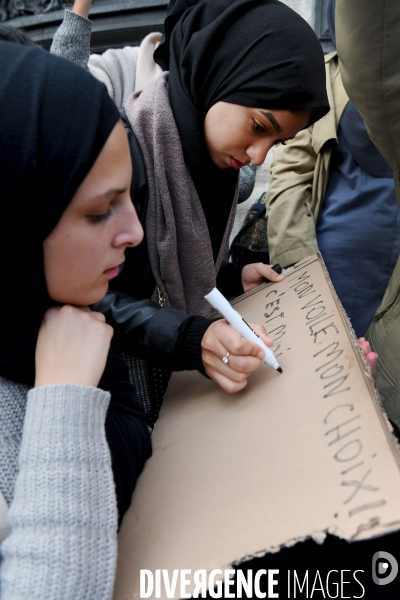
[222,352,230,364]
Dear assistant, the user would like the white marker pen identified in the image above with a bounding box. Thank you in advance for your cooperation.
[204,287,282,373]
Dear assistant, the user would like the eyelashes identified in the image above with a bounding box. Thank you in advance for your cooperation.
[253,120,267,134]
[253,120,287,145]
[88,209,113,223]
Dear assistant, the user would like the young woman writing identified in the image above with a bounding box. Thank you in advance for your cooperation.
[52,0,330,421]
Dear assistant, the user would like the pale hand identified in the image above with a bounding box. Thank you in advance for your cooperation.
[358,337,378,377]
[35,305,113,388]
[241,262,284,292]
[201,319,273,393]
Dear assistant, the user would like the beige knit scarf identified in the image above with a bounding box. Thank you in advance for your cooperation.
[125,73,238,317]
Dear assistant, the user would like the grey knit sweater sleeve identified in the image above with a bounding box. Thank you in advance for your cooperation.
[51,9,92,70]
[0,384,118,600]
[51,10,140,107]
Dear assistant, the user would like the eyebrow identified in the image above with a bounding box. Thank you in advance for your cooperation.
[76,188,126,207]
[91,188,126,200]
[258,110,283,134]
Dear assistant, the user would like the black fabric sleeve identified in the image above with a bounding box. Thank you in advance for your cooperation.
[171,315,221,372]
[216,261,244,299]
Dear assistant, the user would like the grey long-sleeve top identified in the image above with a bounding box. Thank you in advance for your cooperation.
[0,377,118,600]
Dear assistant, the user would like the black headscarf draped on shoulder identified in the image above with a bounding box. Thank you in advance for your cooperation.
[0,43,151,524]
[167,0,330,257]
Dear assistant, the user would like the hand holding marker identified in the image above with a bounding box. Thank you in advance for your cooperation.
[204,287,282,374]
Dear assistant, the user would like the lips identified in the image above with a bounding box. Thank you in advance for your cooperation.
[229,157,245,170]
[103,260,125,278]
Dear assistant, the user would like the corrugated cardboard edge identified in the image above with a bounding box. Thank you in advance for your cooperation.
[316,252,400,466]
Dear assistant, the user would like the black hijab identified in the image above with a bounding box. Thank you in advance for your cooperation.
[0,43,151,523]
[168,0,330,257]
[153,0,201,71]
[0,42,119,384]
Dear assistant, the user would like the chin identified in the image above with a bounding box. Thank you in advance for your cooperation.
[216,159,230,169]
[84,289,109,306]
[208,151,226,169]
[55,285,108,307]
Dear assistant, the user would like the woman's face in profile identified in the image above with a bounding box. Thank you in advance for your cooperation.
[43,121,143,306]
[204,101,310,169]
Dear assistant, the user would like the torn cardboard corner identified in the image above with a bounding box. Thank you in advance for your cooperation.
[114,254,400,600]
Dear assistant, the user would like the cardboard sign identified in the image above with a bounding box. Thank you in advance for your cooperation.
[114,255,400,600]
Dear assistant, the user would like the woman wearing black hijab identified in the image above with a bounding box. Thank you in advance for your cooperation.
[96,0,330,413]
[52,0,329,421]
[0,42,150,598]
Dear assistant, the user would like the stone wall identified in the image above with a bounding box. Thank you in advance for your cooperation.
[2,0,168,51]
[1,0,61,23]
[3,0,333,53]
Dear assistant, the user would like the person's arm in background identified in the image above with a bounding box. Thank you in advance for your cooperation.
[335,0,400,419]
[266,52,348,269]
[336,0,400,201]
[50,0,93,71]
[50,0,161,106]
[266,127,319,267]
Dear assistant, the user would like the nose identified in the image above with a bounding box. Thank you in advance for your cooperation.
[246,140,274,167]
[113,199,144,248]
